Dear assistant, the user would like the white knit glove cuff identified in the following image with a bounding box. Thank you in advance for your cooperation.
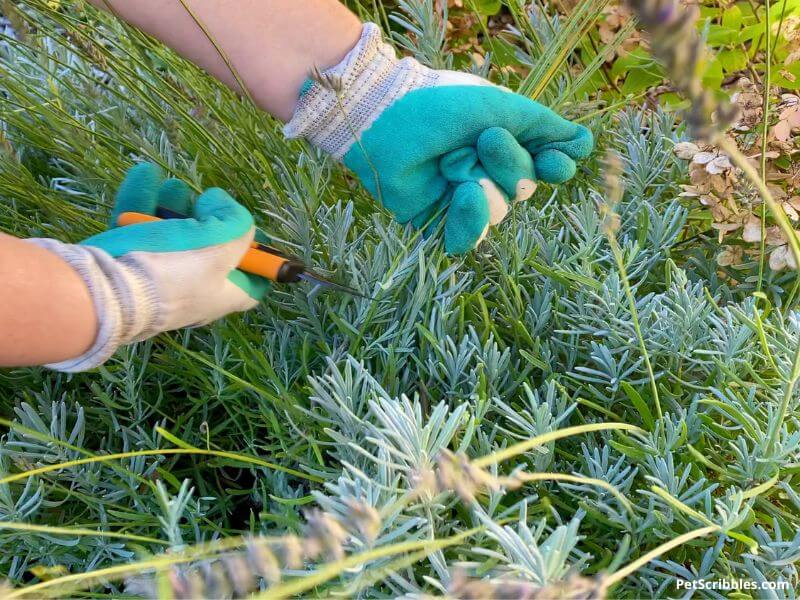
[283,22,439,159]
[27,238,158,373]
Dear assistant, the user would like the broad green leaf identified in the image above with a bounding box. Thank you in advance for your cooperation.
[702,57,724,89]
[722,5,744,30]
[470,0,502,16]
[738,23,764,45]
[706,25,740,46]
[717,48,749,73]
[621,67,663,95]
[609,47,653,79]
[773,62,800,89]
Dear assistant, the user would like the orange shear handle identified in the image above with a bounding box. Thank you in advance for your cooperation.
[116,211,289,282]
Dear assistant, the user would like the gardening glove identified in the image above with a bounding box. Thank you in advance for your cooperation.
[27,163,270,372]
[284,23,593,254]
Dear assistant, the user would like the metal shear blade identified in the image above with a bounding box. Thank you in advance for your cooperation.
[298,271,373,300]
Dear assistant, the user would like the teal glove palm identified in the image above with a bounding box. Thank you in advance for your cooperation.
[28,163,270,372]
[285,23,593,254]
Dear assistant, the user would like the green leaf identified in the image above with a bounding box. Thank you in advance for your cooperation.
[698,399,759,438]
[717,48,749,73]
[706,25,741,46]
[520,349,549,371]
[609,440,649,461]
[722,5,744,30]
[702,57,724,89]
[769,0,800,19]
[773,62,800,89]
[470,0,502,16]
[621,381,655,431]
[738,23,764,44]
[155,426,197,450]
[621,67,663,95]
[609,48,653,79]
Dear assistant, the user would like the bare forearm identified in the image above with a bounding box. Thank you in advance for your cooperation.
[0,234,97,366]
[87,0,363,121]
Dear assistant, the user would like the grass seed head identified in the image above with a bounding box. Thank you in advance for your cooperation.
[435,450,502,503]
[303,509,349,560]
[343,497,382,543]
[449,571,607,600]
[310,65,344,93]
[245,537,282,583]
[275,535,305,570]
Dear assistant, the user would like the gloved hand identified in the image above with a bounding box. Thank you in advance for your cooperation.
[28,163,270,372]
[284,23,593,254]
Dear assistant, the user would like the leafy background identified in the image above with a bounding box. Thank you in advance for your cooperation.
[1,0,800,597]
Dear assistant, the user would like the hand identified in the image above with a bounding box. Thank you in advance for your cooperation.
[29,163,269,372]
[284,23,593,254]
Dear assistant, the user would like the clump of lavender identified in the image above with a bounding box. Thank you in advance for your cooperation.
[626,0,738,139]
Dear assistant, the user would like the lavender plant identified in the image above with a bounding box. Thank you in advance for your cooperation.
[0,0,799,598]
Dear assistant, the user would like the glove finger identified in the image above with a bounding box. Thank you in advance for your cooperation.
[187,187,254,269]
[444,181,490,255]
[531,121,594,160]
[513,100,594,160]
[533,148,577,184]
[157,178,193,216]
[440,147,480,182]
[110,162,162,227]
[477,127,536,201]
[440,147,509,226]
[228,270,271,300]
[85,186,254,260]
[193,187,254,229]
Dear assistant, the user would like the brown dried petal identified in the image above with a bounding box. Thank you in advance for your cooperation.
[774,120,793,142]
[706,155,732,174]
[742,217,762,242]
[673,141,700,160]
[692,151,716,164]
[770,245,791,271]
[766,226,786,246]
[717,246,743,266]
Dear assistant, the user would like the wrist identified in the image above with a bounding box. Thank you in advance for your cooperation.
[283,23,438,158]
[276,11,364,121]
[27,239,158,372]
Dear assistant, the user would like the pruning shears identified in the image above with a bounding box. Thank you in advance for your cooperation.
[116,208,370,298]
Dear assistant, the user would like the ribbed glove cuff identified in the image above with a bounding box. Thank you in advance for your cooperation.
[283,22,438,159]
[26,239,158,372]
